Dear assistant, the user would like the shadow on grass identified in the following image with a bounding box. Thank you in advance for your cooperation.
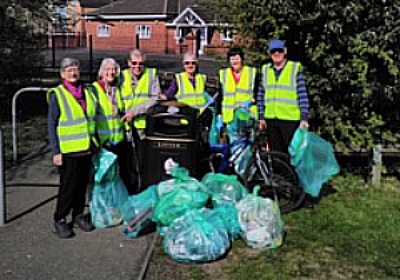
[298,183,338,210]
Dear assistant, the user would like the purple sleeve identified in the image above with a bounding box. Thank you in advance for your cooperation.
[164,79,178,100]
[257,82,265,120]
[48,94,61,155]
[297,70,309,121]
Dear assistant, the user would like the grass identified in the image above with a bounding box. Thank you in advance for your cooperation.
[221,176,400,279]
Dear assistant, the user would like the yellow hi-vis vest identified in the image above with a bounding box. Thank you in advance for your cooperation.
[262,61,301,121]
[92,82,125,146]
[175,72,208,109]
[47,85,96,154]
[219,66,258,123]
[121,68,157,129]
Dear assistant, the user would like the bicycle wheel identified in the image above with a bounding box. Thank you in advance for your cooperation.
[245,151,305,214]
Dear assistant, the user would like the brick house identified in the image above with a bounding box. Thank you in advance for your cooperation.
[82,0,237,55]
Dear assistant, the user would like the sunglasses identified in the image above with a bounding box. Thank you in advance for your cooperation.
[270,48,284,54]
[184,61,197,66]
[131,61,144,66]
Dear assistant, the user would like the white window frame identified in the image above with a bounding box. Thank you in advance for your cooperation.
[221,27,235,42]
[136,25,152,39]
[97,25,110,38]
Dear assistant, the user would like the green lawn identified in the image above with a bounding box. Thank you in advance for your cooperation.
[221,176,400,279]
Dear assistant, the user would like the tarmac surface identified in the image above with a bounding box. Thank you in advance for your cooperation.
[0,151,155,280]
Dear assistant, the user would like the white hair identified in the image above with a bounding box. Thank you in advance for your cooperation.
[98,58,120,79]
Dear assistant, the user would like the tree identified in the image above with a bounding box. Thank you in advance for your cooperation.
[204,0,400,150]
[0,0,48,83]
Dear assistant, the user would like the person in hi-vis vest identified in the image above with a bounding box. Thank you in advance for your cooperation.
[164,52,213,125]
[216,47,260,142]
[257,39,310,154]
[90,58,136,194]
[47,58,96,238]
[120,49,161,137]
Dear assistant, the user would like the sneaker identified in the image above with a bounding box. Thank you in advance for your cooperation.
[53,219,74,239]
[73,213,95,232]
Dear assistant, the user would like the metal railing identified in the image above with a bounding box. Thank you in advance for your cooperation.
[12,87,49,165]
[0,129,5,226]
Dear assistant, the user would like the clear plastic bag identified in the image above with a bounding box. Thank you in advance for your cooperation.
[236,187,284,249]
[289,129,340,197]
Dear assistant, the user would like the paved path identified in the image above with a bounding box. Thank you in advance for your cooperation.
[0,151,154,280]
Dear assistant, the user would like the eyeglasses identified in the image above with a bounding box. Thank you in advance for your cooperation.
[64,67,80,73]
[270,48,284,54]
[131,61,144,66]
[184,61,197,66]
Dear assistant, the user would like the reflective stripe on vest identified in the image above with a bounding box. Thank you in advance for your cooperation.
[92,82,125,145]
[49,85,96,153]
[121,68,156,129]
[219,66,258,123]
[175,72,207,109]
[262,61,301,120]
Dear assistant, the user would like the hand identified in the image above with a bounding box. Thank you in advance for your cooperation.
[299,120,309,129]
[53,154,62,166]
[159,94,167,100]
[259,120,267,131]
[121,112,134,123]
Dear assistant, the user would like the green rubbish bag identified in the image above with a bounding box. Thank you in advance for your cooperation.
[201,173,248,206]
[289,129,340,197]
[91,148,129,228]
[157,166,207,198]
[152,187,210,227]
[90,177,129,228]
[92,148,119,184]
[120,186,158,223]
[163,209,231,263]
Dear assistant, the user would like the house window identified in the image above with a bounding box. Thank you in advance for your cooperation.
[136,25,152,39]
[221,27,235,42]
[98,25,110,38]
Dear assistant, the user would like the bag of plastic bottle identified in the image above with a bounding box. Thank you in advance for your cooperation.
[236,187,284,249]
[289,129,340,197]
[201,172,248,206]
[90,148,129,228]
[163,209,230,263]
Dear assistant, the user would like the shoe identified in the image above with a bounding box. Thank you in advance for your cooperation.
[53,219,75,239]
[73,213,95,232]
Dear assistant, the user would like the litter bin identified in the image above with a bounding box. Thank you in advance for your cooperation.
[140,102,200,188]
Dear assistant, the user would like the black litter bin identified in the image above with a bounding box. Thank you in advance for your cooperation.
[140,101,200,188]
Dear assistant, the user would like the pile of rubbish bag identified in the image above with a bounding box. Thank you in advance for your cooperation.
[118,161,285,263]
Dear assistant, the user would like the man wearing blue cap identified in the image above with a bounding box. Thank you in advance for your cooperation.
[257,39,309,154]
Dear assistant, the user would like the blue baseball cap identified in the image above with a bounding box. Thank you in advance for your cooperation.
[268,39,285,51]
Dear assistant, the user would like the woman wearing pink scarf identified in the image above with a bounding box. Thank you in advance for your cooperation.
[47,58,96,238]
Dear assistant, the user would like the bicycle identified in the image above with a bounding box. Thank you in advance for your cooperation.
[207,107,305,214]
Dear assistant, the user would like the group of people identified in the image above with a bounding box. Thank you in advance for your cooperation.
[48,39,310,239]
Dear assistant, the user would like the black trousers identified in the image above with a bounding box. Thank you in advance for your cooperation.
[54,154,92,221]
[266,119,299,154]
